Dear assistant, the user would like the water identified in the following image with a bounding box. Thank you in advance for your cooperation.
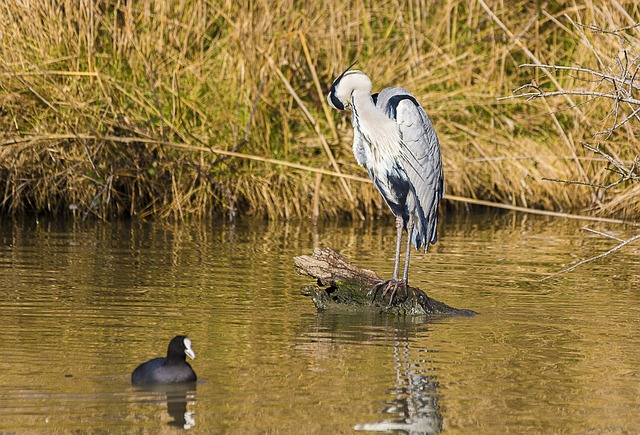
[0,212,639,433]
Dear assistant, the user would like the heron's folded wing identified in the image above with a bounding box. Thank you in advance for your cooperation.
[394,97,444,249]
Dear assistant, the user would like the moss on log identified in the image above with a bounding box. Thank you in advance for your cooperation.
[294,247,478,316]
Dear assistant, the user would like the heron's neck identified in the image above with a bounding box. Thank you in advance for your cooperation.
[352,90,400,157]
[351,89,376,112]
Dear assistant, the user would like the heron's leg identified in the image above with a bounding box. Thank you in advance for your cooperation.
[382,216,415,307]
[367,215,404,301]
[370,215,418,306]
[392,215,404,281]
[401,215,414,283]
[384,215,411,304]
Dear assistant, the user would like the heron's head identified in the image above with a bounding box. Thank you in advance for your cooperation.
[327,63,372,111]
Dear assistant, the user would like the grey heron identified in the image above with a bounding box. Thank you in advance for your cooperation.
[327,63,444,304]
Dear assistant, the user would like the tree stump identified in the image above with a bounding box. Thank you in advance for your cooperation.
[294,247,477,316]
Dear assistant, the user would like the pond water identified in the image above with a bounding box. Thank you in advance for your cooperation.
[0,211,639,433]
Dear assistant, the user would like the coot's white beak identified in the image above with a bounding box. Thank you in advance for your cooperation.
[184,338,196,360]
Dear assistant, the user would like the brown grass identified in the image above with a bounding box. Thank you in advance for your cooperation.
[0,1,639,220]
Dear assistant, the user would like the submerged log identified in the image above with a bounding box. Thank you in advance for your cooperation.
[294,247,477,316]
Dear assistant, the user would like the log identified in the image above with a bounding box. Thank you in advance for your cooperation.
[294,247,477,316]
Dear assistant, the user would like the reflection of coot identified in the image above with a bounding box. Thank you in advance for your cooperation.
[167,389,196,429]
[131,336,197,385]
[135,383,197,430]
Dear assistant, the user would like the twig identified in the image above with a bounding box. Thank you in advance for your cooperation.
[518,63,640,91]
[466,155,607,163]
[444,194,638,226]
[542,176,629,190]
[581,227,624,242]
[541,177,611,188]
[595,105,640,137]
[582,143,640,184]
[0,70,99,77]
[577,22,640,35]
[541,233,640,281]
[499,88,640,105]
[542,141,639,189]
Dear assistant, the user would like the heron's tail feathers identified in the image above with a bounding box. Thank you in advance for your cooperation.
[411,215,438,252]
[410,186,441,252]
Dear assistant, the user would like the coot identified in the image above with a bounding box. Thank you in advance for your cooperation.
[131,335,197,385]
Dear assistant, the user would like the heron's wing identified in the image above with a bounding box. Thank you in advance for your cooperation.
[378,88,444,250]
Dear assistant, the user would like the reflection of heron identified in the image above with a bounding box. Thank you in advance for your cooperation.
[298,312,443,433]
[328,64,444,304]
[355,328,442,433]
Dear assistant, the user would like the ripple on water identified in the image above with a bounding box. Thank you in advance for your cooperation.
[0,215,639,432]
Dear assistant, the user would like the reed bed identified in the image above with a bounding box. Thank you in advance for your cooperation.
[0,0,639,220]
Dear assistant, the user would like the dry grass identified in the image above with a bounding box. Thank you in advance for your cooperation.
[0,0,639,220]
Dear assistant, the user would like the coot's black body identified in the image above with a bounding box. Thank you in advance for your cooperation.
[131,335,197,385]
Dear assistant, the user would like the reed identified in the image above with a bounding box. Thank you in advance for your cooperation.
[0,1,639,220]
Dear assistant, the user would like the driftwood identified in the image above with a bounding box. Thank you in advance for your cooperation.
[294,248,477,316]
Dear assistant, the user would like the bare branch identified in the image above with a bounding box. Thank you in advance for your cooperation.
[594,105,640,137]
[505,19,640,282]
[518,63,640,91]
[576,22,640,35]
[582,143,640,184]
[540,233,640,281]
[541,142,639,190]
[499,88,640,106]
[540,177,623,189]
[581,227,625,242]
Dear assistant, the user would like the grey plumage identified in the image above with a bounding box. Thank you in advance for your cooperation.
[370,87,443,250]
[328,66,444,287]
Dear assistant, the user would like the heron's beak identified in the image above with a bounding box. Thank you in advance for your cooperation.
[327,91,341,110]
[328,61,357,111]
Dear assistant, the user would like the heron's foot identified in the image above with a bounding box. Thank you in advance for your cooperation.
[367,279,407,307]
